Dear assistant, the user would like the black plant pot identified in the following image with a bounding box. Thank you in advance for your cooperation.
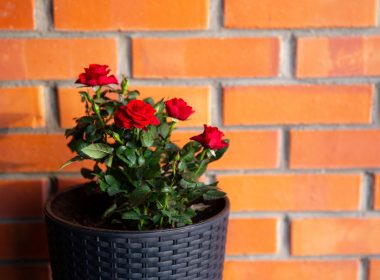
[44,185,230,280]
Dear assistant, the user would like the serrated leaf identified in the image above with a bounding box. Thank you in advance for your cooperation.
[159,122,170,138]
[121,211,140,220]
[127,90,140,100]
[60,156,82,169]
[98,179,109,192]
[203,190,226,200]
[81,143,114,159]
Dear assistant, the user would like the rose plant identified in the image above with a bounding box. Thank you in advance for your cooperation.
[63,64,229,230]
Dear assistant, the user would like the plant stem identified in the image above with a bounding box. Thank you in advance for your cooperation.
[199,149,207,161]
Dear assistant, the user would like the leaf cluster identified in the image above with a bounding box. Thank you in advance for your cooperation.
[63,79,229,230]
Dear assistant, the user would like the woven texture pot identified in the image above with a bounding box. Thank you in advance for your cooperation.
[45,185,230,280]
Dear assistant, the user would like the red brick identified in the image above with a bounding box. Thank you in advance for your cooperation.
[226,218,277,254]
[54,0,208,30]
[57,86,210,128]
[223,85,372,125]
[289,130,380,169]
[172,130,279,170]
[0,265,50,280]
[224,0,376,29]
[0,223,48,260]
[297,36,380,77]
[291,218,380,255]
[0,38,117,80]
[0,134,90,173]
[0,0,34,30]
[0,179,49,218]
[0,87,45,128]
[224,260,358,280]
[369,260,380,280]
[132,38,279,78]
[219,174,360,212]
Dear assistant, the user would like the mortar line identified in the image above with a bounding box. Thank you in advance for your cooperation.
[1,77,380,87]
[359,258,369,280]
[277,214,290,257]
[278,129,290,170]
[372,83,380,125]
[230,211,380,218]
[279,34,296,78]
[210,82,223,126]
[116,35,129,78]
[209,0,224,30]
[44,85,61,130]
[34,0,53,31]
[360,172,375,211]
[5,28,380,38]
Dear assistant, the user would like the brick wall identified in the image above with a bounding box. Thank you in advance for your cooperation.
[0,0,379,279]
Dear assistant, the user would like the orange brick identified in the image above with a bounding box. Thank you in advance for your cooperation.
[0,0,34,30]
[223,85,373,125]
[297,36,380,77]
[291,218,380,255]
[0,87,45,128]
[0,223,48,260]
[219,174,360,212]
[132,38,279,78]
[223,260,358,280]
[0,265,50,280]
[369,260,380,280]
[224,0,376,29]
[0,134,90,173]
[57,86,210,128]
[289,130,380,169]
[226,218,277,254]
[0,38,117,80]
[0,179,49,218]
[54,0,208,30]
[172,130,279,169]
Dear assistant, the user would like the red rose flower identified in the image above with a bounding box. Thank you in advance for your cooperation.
[76,64,118,86]
[165,98,194,121]
[114,100,160,129]
[190,125,228,150]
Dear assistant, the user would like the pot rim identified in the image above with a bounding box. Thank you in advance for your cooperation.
[44,184,230,236]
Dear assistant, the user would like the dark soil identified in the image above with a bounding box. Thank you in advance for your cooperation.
[50,183,226,231]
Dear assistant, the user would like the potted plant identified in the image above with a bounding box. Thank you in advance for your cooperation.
[44,64,230,280]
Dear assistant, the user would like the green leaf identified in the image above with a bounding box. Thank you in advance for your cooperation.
[105,175,120,188]
[210,139,230,162]
[179,178,196,189]
[102,203,117,219]
[98,179,109,192]
[203,190,226,200]
[130,185,151,206]
[143,97,155,106]
[154,99,165,113]
[121,211,140,220]
[60,156,82,169]
[138,155,145,166]
[81,143,114,159]
[105,155,113,167]
[159,123,170,139]
[125,148,136,166]
[127,90,140,100]
[141,129,154,147]
[194,160,209,177]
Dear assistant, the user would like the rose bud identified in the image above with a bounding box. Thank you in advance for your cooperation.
[76,64,118,87]
[165,98,194,121]
[190,125,228,150]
